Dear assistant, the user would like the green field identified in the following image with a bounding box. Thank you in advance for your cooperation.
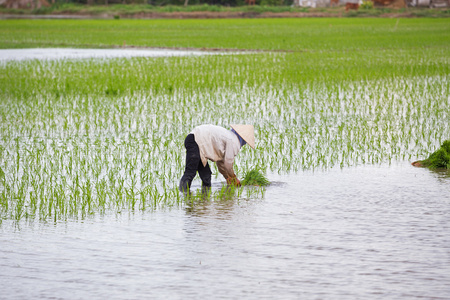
[0,18,449,223]
[1,18,449,51]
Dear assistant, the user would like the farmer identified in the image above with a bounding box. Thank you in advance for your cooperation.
[179,124,255,193]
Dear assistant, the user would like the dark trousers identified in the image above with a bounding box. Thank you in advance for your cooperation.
[179,134,212,191]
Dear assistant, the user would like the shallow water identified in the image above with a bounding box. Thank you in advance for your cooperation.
[1,162,449,299]
[0,48,225,61]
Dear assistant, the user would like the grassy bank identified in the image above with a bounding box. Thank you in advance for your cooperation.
[0,3,446,14]
[1,3,312,15]
[1,3,449,18]
[0,19,449,223]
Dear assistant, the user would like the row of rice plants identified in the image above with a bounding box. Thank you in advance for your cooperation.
[2,50,448,100]
[0,53,449,223]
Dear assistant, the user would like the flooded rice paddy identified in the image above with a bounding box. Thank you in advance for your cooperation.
[1,163,449,299]
[0,52,449,299]
[0,48,227,62]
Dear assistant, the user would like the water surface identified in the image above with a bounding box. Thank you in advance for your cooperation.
[0,48,226,61]
[1,162,449,299]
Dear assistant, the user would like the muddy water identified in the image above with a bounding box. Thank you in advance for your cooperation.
[1,162,449,299]
[0,48,225,61]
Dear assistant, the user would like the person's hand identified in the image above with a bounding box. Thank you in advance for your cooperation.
[227,176,241,187]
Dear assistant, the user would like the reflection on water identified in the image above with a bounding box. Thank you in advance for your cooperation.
[184,184,253,220]
[186,198,237,220]
[1,162,449,299]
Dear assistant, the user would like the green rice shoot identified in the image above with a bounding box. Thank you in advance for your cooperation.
[420,140,450,170]
[241,168,270,186]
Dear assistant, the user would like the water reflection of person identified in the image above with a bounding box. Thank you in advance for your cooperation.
[179,124,255,194]
[185,190,237,219]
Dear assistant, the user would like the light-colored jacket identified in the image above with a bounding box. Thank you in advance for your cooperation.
[191,124,241,179]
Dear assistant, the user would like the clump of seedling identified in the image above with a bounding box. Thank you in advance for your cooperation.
[413,140,450,170]
[241,168,270,186]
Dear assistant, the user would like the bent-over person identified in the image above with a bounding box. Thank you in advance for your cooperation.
[179,124,255,193]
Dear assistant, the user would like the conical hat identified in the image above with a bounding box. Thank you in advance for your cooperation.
[230,124,255,149]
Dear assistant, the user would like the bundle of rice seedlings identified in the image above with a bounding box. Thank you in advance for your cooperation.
[241,168,270,186]
[413,140,450,170]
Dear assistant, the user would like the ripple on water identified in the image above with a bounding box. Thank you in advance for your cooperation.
[1,162,449,299]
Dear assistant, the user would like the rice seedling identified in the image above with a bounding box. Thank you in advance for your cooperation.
[241,168,270,186]
[412,140,450,170]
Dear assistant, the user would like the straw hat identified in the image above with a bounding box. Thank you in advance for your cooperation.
[230,124,255,149]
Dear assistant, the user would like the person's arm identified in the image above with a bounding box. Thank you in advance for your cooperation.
[216,161,233,178]
[217,141,241,186]
[217,161,241,186]
[226,175,241,186]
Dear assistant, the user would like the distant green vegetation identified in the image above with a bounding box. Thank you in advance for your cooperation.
[0,3,300,15]
[0,18,449,223]
[1,18,449,51]
[1,3,449,18]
